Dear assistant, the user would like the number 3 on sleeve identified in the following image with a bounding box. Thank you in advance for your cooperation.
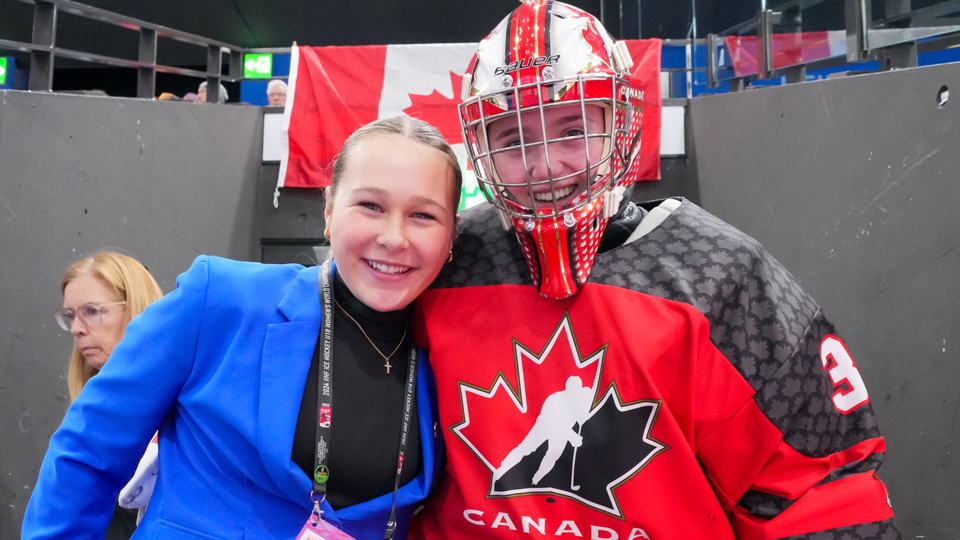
[820,335,871,414]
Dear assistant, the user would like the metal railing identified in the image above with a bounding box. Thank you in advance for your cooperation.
[661,38,708,99]
[0,0,243,101]
[707,0,960,90]
[0,0,723,103]
[10,0,955,100]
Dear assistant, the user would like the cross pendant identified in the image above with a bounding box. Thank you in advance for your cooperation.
[385,360,392,374]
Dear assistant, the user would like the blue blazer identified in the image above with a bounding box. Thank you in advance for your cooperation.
[23,256,440,540]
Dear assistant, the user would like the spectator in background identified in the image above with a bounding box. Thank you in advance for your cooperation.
[53,252,164,539]
[183,92,201,104]
[57,252,163,401]
[267,79,288,107]
[197,81,229,104]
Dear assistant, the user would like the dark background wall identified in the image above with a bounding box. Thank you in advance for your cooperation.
[0,90,262,537]
[688,63,960,537]
[2,60,959,538]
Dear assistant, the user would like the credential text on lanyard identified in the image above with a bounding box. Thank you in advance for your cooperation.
[313,260,418,540]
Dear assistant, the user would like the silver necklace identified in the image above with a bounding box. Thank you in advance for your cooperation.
[335,300,407,374]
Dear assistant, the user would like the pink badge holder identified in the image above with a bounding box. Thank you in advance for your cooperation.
[295,494,358,540]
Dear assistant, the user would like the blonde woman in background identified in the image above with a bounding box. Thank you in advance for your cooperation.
[58,252,163,400]
[53,252,164,539]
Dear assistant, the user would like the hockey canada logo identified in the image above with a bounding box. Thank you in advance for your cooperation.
[452,313,668,518]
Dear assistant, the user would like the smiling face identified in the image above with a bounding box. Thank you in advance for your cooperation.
[62,273,127,370]
[324,134,457,312]
[486,103,607,211]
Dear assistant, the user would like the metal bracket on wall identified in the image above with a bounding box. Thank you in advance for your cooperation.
[229,49,243,80]
[784,64,807,83]
[845,0,870,61]
[706,34,718,88]
[774,5,806,82]
[137,28,157,99]
[28,0,56,91]
[879,41,919,70]
[757,9,773,80]
[206,44,222,103]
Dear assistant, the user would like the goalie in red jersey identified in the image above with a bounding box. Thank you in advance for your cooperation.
[409,1,901,539]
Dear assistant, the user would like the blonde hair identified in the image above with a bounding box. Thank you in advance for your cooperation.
[62,252,163,400]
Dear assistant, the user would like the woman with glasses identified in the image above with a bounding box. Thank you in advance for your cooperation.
[56,252,163,400]
[52,252,164,539]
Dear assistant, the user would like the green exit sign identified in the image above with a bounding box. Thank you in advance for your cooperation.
[0,58,8,86]
[244,53,272,79]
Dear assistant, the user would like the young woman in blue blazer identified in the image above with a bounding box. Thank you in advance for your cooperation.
[23,116,461,540]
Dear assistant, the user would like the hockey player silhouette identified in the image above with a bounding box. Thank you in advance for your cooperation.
[493,376,594,485]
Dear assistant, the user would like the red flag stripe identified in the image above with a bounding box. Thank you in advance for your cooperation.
[282,45,387,189]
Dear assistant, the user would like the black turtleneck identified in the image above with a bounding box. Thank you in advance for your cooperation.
[291,272,421,510]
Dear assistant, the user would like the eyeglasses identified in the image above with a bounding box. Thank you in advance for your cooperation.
[53,302,126,331]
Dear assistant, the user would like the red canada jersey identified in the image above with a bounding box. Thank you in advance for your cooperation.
[412,200,900,540]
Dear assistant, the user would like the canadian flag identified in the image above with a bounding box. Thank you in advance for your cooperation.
[276,41,661,208]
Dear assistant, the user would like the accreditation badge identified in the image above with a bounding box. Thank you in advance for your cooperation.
[295,515,358,540]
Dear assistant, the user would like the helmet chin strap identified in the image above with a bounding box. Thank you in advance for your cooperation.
[512,197,611,300]
[520,214,580,299]
[496,207,512,231]
[602,185,627,219]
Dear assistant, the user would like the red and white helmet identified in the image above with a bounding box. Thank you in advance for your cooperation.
[459,0,645,299]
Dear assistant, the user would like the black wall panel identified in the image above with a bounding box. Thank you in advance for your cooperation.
[689,64,960,537]
[0,91,261,538]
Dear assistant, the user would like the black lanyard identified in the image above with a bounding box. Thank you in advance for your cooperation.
[312,260,418,540]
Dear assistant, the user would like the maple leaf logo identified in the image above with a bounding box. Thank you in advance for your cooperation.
[451,313,668,518]
[403,71,464,145]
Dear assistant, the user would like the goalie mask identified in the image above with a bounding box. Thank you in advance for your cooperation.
[459,0,645,299]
